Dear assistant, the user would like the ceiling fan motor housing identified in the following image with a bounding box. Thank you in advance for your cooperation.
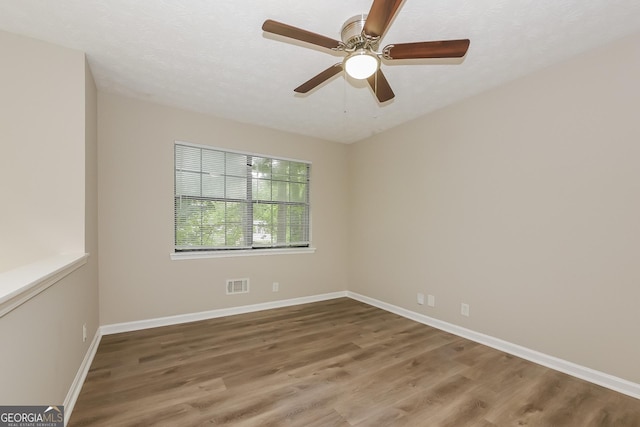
[341,14,378,49]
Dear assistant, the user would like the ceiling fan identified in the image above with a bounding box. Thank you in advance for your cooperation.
[262,0,470,103]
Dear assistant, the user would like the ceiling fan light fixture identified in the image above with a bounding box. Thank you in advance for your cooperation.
[344,50,379,79]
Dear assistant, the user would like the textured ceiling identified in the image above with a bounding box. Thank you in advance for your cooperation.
[1,0,639,143]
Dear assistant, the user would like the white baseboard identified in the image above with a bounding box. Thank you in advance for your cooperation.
[347,291,640,400]
[100,291,348,335]
[63,329,102,426]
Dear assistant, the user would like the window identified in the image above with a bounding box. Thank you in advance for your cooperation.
[174,142,310,252]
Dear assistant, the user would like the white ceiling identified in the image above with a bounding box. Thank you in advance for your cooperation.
[1,1,639,143]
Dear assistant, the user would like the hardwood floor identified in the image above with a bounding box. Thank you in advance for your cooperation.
[69,298,640,426]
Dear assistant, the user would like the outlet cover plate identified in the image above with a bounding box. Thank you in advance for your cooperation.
[461,303,470,317]
[427,294,435,307]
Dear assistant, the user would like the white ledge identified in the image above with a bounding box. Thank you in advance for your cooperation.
[170,247,316,260]
[0,253,88,317]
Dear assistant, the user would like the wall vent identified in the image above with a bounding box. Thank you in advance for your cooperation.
[226,278,249,295]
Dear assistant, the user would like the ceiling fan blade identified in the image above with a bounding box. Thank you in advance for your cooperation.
[367,68,395,103]
[363,0,404,38]
[262,19,341,50]
[294,63,344,93]
[383,39,470,60]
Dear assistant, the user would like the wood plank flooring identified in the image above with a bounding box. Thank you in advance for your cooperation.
[69,298,640,426]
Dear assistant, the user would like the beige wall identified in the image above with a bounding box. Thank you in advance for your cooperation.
[348,33,640,383]
[0,31,86,272]
[98,94,349,324]
[0,33,99,405]
[82,55,100,378]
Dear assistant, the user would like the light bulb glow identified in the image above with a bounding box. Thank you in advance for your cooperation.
[344,50,379,79]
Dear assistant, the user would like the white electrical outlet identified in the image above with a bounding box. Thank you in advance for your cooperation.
[461,303,470,317]
[272,282,279,292]
[417,293,425,305]
[82,323,87,342]
[427,294,435,307]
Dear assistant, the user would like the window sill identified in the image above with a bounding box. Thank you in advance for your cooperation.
[170,247,316,260]
[0,253,89,317]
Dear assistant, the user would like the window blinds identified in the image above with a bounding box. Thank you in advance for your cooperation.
[175,143,310,251]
